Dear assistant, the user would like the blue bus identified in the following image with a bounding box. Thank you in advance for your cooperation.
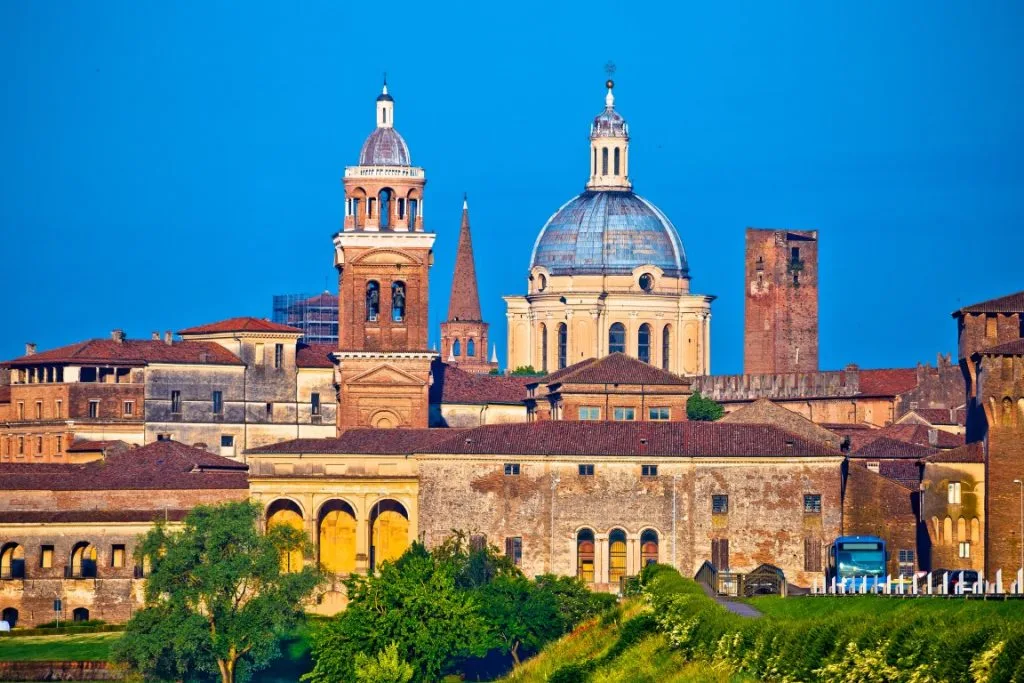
[826,536,887,591]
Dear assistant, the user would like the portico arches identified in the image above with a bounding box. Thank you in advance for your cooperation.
[318,499,358,575]
[266,499,305,573]
[369,499,409,571]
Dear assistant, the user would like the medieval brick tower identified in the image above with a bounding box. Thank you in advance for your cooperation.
[333,82,436,428]
[440,197,497,374]
[744,228,819,375]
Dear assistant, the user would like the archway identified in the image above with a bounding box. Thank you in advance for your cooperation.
[379,188,393,229]
[70,542,97,578]
[608,529,627,585]
[640,529,659,567]
[266,499,305,573]
[0,543,24,579]
[72,607,90,622]
[319,500,357,576]
[369,499,409,571]
[576,529,595,583]
[1,607,17,628]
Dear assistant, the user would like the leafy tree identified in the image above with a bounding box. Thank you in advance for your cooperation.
[112,501,320,683]
[511,365,545,376]
[686,391,724,421]
[534,574,617,631]
[354,642,414,683]
[478,575,561,667]
[488,368,501,375]
[303,543,491,683]
[431,530,518,589]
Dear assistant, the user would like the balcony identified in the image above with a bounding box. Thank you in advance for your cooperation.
[344,165,424,178]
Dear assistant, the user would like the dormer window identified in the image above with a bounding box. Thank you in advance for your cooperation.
[639,273,654,292]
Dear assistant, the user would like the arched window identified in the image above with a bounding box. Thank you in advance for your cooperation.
[1,607,17,628]
[539,324,548,372]
[640,529,659,566]
[379,189,392,229]
[957,517,967,543]
[602,148,609,175]
[1002,397,1014,426]
[70,542,97,578]
[0,543,25,579]
[943,517,953,545]
[931,516,940,543]
[453,339,461,357]
[467,338,476,357]
[970,517,981,544]
[609,323,626,354]
[576,529,595,582]
[557,323,567,370]
[638,324,651,364]
[614,147,620,175]
[391,281,406,322]
[72,607,90,622]
[538,274,547,292]
[662,325,671,371]
[408,199,419,229]
[609,529,627,585]
[366,281,380,322]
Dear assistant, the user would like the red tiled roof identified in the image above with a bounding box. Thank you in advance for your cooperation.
[3,339,243,367]
[178,317,302,335]
[850,436,937,459]
[0,440,248,490]
[66,439,129,453]
[247,429,458,455]
[877,460,921,488]
[976,339,1024,356]
[531,358,600,386]
[954,291,1024,315]
[877,424,963,449]
[857,368,919,396]
[820,422,875,431]
[422,422,843,458]
[296,343,336,369]
[906,408,961,426]
[430,362,530,405]
[549,353,690,387]
[925,441,985,464]
[0,509,191,524]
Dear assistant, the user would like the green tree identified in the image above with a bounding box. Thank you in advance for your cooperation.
[304,543,491,683]
[354,642,414,683]
[478,575,562,667]
[534,574,616,631]
[112,501,319,683]
[686,391,724,421]
[511,365,544,376]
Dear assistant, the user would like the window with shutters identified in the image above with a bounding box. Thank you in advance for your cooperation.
[711,538,730,570]
[803,537,822,572]
[505,537,522,567]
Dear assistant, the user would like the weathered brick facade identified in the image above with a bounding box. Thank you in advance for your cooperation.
[744,228,819,375]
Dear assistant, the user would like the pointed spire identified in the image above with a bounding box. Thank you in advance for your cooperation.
[490,345,498,364]
[446,195,483,322]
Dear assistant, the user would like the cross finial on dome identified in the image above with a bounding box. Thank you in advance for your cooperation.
[382,72,388,95]
[604,61,616,108]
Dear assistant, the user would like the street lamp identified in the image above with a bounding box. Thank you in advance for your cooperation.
[1014,479,1024,575]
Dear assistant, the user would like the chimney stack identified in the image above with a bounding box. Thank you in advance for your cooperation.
[25,342,37,356]
[928,428,939,447]
[151,331,160,341]
[164,331,173,346]
[111,329,126,343]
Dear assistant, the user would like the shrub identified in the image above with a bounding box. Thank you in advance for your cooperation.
[548,661,595,683]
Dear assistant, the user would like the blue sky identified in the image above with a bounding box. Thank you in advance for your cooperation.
[2,1,1022,373]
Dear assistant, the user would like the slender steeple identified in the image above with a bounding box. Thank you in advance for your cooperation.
[447,195,483,322]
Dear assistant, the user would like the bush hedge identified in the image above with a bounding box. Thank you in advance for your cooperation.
[0,623,125,637]
[641,564,1024,683]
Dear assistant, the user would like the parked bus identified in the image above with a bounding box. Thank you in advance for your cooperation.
[826,536,887,591]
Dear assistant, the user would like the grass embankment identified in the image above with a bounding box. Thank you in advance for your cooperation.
[503,566,1024,683]
[0,632,119,661]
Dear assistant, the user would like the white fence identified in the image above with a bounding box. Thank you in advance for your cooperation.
[812,568,1024,596]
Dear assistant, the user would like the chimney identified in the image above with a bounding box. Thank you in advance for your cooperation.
[928,428,939,447]
[164,331,173,346]
[25,342,37,356]
[111,329,126,343]
[151,331,160,341]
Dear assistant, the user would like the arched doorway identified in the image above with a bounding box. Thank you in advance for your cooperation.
[608,529,627,585]
[72,607,90,622]
[1,607,17,628]
[369,499,409,571]
[576,529,595,583]
[0,543,24,579]
[640,529,659,567]
[319,500,357,576]
[266,499,305,573]
[70,542,97,578]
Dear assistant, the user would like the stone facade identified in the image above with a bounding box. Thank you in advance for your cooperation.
[841,463,922,577]
[744,228,819,375]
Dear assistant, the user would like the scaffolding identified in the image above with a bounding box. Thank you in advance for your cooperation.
[271,292,339,345]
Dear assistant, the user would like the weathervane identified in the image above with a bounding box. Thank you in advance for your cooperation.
[604,61,616,90]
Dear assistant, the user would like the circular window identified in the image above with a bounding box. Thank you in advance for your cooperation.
[639,273,654,292]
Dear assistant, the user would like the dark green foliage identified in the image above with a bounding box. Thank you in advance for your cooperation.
[548,661,595,683]
[535,574,616,630]
[112,501,320,683]
[686,391,724,421]
[478,575,562,666]
[488,368,501,375]
[34,618,107,629]
[511,365,545,376]
[603,613,657,661]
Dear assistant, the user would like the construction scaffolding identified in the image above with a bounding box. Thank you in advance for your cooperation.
[271,292,339,345]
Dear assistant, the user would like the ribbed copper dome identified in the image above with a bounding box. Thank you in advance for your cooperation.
[358,127,411,166]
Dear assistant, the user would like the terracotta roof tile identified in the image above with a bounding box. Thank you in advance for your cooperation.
[876,424,964,449]
[850,436,937,459]
[422,421,843,458]
[66,439,129,453]
[857,368,919,396]
[548,353,690,387]
[446,201,483,322]
[904,408,961,426]
[4,339,243,367]
[0,509,191,524]
[876,460,921,488]
[954,291,1024,315]
[430,362,529,405]
[296,343,336,369]
[532,358,599,386]
[178,317,302,335]
[925,441,985,464]
[0,440,248,490]
[721,399,843,449]
[976,339,1024,356]
[247,429,458,455]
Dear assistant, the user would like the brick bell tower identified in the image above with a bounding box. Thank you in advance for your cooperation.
[440,196,498,374]
[333,80,436,429]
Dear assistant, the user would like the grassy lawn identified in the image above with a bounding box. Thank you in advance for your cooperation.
[0,632,119,661]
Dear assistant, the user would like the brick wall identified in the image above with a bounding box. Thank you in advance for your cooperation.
[843,463,921,576]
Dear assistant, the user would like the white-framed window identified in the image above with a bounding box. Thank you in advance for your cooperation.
[613,407,636,421]
[123,400,134,417]
[88,400,100,418]
[948,482,962,504]
[648,407,670,421]
[504,463,520,476]
[958,541,971,558]
[578,464,594,476]
[642,464,658,477]
[578,406,600,421]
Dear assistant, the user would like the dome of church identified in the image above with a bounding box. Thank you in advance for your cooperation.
[359,127,410,166]
[530,190,688,277]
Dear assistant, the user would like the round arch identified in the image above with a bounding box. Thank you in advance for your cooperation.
[318,499,358,576]
[576,528,595,583]
[369,499,410,571]
[369,409,402,429]
[1,607,18,628]
[640,528,660,567]
[0,543,25,580]
[69,542,97,579]
[608,528,628,585]
[266,499,305,573]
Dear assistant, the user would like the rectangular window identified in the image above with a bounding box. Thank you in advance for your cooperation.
[642,464,658,477]
[948,481,962,504]
[504,463,520,476]
[613,407,636,421]
[803,494,822,514]
[311,392,321,416]
[648,407,670,421]
[265,402,273,420]
[255,342,265,365]
[959,541,971,558]
[221,435,234,448]
[985,314,997,338]
[212,391,223,415]
[17,402,24,419]
[803,537,822,572]
[170,391,181,414]
[578,406,600,421]
[88,400,100,418]
[123,400,134,417]
[712,494,729,515]
[56,435,63,453]
[35,401,42,419]
[578,464,594,476]
[111,545,125,568]
[36,436,43,454]
[898,549,915,577]
[505,537,523,568]
[274,344,284,369]
[867,461,880,473]
[711,538,730,571]
[17,436,25,455]
[40,545,54,569]
[157,433,171,441]
[55,400,62,418]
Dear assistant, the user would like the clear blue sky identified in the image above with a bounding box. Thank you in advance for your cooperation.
[2,1,1022,373]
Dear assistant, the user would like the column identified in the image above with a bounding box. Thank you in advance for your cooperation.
[356,495,371,575]
[595,533,608,585]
